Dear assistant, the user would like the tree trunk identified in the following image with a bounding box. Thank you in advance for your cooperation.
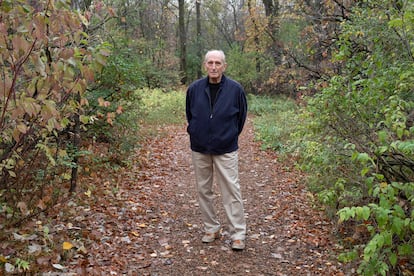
[247,0,261,73]
[262,0,282,65]
[196,0,202,79]
[179,0,187,84]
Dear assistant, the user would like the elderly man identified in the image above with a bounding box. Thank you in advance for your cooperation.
[185,50,247,250]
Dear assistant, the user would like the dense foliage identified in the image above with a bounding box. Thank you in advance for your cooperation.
[0,0,111,222]
[293,1,414,274]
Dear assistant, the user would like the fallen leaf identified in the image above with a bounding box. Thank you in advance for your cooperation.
[160,250,171,257]
[36,256,51,265]
[13,233,37,241]
[28,243,42,254]
[77,245,88,254]
[271,253,283,259]
[0,255,7,263]
[5,263,14,273]
[121,236,131,243]
[158,237,169,247]
[52,263,66,270]
[62,241,74,250]
[211,260,219,266]
[84,189,92,197]
[35,199,46,210]
[130,231,140,237]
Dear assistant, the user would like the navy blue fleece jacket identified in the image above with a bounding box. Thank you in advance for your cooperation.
[186,75,247,155]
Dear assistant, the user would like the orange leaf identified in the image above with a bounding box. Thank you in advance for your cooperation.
[63,241,74,250]
[116,105,123,114]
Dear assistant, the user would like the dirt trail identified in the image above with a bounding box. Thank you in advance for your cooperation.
[62,117,349,275]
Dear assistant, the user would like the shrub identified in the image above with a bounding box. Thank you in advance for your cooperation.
[293,1,414,274]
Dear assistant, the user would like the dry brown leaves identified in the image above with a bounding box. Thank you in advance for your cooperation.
[2,118,351,275]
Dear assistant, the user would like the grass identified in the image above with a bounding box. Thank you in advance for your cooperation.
[137,88,186,126]
[248,94,299,153]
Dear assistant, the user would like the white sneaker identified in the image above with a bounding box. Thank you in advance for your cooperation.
[231,240,245,250]
[201,232,220,243]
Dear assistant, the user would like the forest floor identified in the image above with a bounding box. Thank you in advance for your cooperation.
[5,117,355,275]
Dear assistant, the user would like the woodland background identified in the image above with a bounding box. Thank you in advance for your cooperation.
[0,0,413,275]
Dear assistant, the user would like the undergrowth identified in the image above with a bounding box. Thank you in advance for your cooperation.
[137,88,186,126]
[248,94,298,153]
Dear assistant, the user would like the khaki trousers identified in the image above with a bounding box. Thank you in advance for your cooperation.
[191,150,246,241]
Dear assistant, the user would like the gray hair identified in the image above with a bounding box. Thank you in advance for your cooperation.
[204,50,226,64]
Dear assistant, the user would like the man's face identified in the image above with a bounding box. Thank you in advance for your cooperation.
[204,53,226,83]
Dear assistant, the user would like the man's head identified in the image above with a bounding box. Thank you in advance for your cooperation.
[204,50,227,84]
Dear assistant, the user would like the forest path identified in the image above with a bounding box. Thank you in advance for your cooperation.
[63,116,349,275]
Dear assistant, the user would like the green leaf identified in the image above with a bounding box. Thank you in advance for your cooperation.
[337,207,355,223]
[8,171,16,178]
[80,115,90,124]
[389,253,397,267]
[376,207,390,228]
[398,244,413,256]
[361,167,370,176]
[377,130,388,143]
[355,152,374,165]
[396,128,404,139]
[338,250,358,263]
[361,206,370,220]
[388,18,403,28]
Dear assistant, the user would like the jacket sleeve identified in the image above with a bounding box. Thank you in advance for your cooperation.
[185,88,192,123]
[238,88,247,135]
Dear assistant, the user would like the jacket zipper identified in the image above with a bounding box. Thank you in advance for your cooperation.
[209,88,221,119]
[206,87,213,119]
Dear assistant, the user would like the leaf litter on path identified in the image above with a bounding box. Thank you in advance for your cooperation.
[9,118,350,275]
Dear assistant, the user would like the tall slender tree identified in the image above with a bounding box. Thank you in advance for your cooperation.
[247,0,262,73]
[262,0,282,65]
[196,0,202,78]
[179,0,187,83]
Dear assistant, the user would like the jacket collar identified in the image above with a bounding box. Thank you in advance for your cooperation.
[205,75,227,86]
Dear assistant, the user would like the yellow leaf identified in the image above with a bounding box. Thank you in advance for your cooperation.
[130,231,140,237]
[138,223,147,228]
[17,123,28,134]
[84,189,91,197]
[63,241,74,250]
[0,255,7,263]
